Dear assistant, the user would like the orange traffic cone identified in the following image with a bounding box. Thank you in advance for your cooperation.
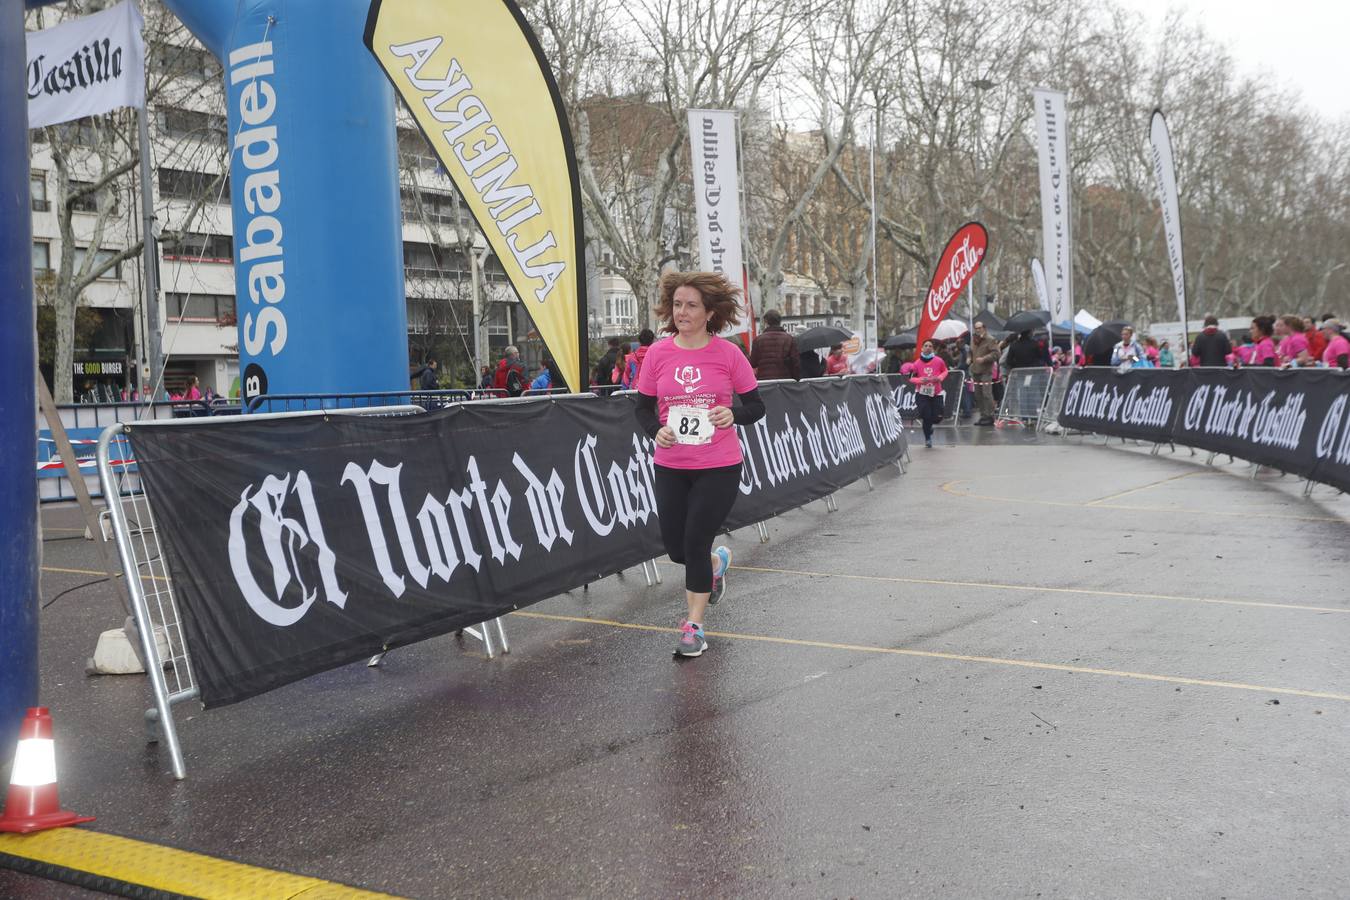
[0,707,94,834]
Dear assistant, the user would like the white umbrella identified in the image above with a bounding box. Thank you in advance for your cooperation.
[932,320,968,340]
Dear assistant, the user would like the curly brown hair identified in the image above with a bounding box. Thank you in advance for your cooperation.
[654,271,742,335]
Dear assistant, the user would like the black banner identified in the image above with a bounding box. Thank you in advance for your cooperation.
[885,372,965,421]
[127,377,904,707]
[1058,367,1350,491]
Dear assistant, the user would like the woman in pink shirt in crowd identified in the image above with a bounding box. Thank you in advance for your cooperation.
[635,271,766,658]
[1249,316,1277,367]
[1321,319,1350,369]
[1275,315,1310,367]
[909,339,948,449]
[825,344,850,375]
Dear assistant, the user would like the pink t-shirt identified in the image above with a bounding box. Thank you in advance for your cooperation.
[637,336,757,470]
[908,355,949,393]
[1323,335,1350,367]
[1252,337,1277,365]
[1278,332,1309,365]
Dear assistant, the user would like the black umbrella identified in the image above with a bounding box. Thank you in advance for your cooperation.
[1003,309,1052,334]
[973,309,1005,331]
[883,332,916,350]
[795,325,853,352]
[1082,323,1125,364]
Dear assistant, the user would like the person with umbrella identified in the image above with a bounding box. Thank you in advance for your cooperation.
[909,339,948,448]
[969,320,1001,426]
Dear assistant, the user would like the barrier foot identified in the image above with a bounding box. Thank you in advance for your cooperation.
[367,653,386,668]
[494,617,510,654]
[865,474,875,491]
[756,521,770,544]
[641,560,655,587]
[824,494,838,513]
[463,623,496,659]
[1150,443,1161,456]
[1205,451,1216,466]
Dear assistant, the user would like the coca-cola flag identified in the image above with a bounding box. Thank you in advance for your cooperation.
[916,222,988,348]
[1150,109,1187,342]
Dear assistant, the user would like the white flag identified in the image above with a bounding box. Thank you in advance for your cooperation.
[687,109,747,331]
[26,0,145,130]
[1149,109,1186,332]
[1032,88,1072,327]
[1030,257,1050,314]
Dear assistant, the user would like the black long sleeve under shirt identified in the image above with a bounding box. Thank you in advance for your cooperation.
[634,388,765,439]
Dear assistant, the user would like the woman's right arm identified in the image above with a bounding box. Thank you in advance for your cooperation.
[634,392,661,438]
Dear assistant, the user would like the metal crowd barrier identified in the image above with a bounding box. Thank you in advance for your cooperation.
[1037,367,1077,433]
[996,366,1056,426]
[94,403,519,781]
[38,399,232,503]
[245,388,514,414]
[94,379,907,778]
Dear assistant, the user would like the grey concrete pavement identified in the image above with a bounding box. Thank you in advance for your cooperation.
[4,428,1348,898]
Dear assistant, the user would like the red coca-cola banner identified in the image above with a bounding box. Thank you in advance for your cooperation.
[916,222,989,348]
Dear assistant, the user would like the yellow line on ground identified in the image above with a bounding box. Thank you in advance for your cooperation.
[702,562,1350,616]
[1084,469,1213,505]
[511,611,1350,703]
[40,565,171,583]
[40,565,122,579]
[0,829,400,899]
[941,479,1348,524]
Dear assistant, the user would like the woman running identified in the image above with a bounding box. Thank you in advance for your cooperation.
[635,272,765,657]
[909,339,948,448]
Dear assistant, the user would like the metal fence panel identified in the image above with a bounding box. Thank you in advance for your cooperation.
[997,366,1056,425]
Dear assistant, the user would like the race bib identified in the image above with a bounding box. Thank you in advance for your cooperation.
[918,383,936,397]
[668,405,713,445]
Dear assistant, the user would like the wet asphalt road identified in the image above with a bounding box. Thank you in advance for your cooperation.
[3,427,1349,898]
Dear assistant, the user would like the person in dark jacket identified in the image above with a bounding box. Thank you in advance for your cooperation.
[593,337,622,387]
[1189,314,1232,367]
[1006,331,1049,369]
[799,349,826,378]
[749,309,800,380]
[412,358,439,390]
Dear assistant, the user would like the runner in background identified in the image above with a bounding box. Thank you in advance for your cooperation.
[634,272,766,658]
[910,339,948,449]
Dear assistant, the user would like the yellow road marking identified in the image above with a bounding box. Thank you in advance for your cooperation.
[512,611,1350,703]
[40,565,169,583]
[941,479,1349,524]
[0,828,400,899]
[1085,470,1213,505]
[677,561,1350,616]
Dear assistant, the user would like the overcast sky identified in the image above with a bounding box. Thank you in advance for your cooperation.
[1115,0,1350,121]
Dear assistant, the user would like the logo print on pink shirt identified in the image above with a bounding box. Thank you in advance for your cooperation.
[674,365,702,393]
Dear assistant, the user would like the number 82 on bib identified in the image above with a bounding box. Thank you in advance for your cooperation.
[667,405,713,445]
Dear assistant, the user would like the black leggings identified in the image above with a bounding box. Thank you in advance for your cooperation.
[915,393,943,439]
[654,463,742,592]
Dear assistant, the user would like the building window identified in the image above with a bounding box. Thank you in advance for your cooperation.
[156,107,227,141]
[72,246,122,280]
[157,167,229,202]
[165,292,235,323]
[32,241,51,274]
[149,42,219,81]
[30,171,48,212]
[163,232,233,262]
[67,179,119,215]
[400,188,462,225]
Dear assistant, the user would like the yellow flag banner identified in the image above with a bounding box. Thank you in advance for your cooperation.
[365,0,585,391]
